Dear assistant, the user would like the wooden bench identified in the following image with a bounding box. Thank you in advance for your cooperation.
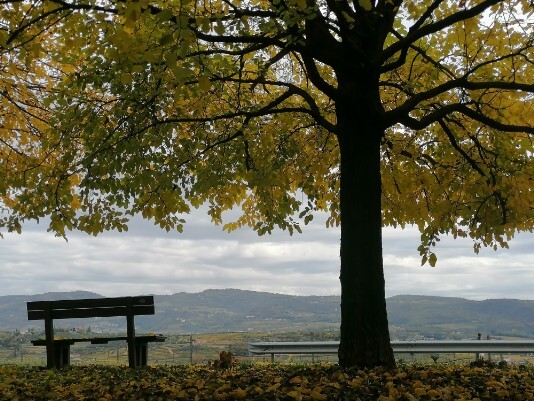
[27,295,165,369]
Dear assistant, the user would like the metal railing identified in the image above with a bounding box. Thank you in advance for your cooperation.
[248,340,534,362]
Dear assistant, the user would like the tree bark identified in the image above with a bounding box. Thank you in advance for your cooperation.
[336,78,395,368]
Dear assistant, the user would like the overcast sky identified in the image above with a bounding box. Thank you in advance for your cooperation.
[1,208,532,300]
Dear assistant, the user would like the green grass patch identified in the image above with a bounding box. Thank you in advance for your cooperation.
[0,363,532,400]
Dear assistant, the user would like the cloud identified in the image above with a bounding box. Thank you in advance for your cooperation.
[0,211,532,300]
[382,227,534,300]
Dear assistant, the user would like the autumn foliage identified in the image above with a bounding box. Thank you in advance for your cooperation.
[1,0,533,367]
[0,363,533,401]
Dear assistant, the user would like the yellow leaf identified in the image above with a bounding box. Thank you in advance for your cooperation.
[214,20,225,35]
[69,174,82,186]
[120,72,133,85]
[125,2,141,23]
[198,76,211,91]
[0,31,8,47]
[414,387,426,396]
[288,390,302,401]
[358,0,372,11]
[165,52,177,68]
[348,378,363,388]
[266,382,281,392]
[342,11,355,23]
[295,0,307,9]
[70,195,82,210]
[229,388,247,398]
[310,390,327,400]
[216,384,231,392]
[132,65,145,73]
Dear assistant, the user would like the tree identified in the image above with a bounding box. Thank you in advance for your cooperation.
[1,0,532,367]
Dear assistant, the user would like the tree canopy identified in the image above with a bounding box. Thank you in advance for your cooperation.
[1,0,532,367]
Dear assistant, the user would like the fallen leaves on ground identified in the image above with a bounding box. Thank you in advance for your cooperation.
[0,363,532,400]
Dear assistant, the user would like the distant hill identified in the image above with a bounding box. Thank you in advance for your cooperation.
[1,290,533,339]
[386,295,534,339]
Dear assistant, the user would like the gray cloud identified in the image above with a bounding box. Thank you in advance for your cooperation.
[0,210,532,300]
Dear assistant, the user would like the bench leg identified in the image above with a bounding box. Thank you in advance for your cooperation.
[47,343,70,369]
[134,342,148,368]
[58,344,70,368]
[46,344,55,369]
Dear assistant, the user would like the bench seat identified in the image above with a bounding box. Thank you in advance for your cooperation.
[31,334,166,346]
[31,334,166,368]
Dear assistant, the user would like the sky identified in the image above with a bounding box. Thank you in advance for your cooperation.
[1,208,533,300]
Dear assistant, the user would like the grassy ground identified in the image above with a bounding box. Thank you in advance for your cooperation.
[0,362,532,400]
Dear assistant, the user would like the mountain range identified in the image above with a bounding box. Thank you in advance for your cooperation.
[1,289,533,339]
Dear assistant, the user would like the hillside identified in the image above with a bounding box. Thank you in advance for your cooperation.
[386,295,534,339]
[1,290,533,339]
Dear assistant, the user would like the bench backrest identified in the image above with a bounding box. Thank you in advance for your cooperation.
[27,295,155,320]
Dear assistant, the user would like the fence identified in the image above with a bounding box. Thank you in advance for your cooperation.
[248,340,534,363]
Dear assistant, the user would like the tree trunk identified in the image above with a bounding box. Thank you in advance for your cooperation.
[336,81,395,368]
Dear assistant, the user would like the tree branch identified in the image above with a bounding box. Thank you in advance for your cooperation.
[381,29,456,76]
[410,0,445,33]
[300,55,338,99]
[302,8,345,69]
[190,25,287,47]
[437,119,487,177]
[397,103,534,134]
[385,79,533,127]
[209,76,336,132]
[381,0,502,63]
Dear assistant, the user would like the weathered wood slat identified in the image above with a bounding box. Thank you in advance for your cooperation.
[31,335,166,346]
[27,295,153,312]
[27,304,155,320]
